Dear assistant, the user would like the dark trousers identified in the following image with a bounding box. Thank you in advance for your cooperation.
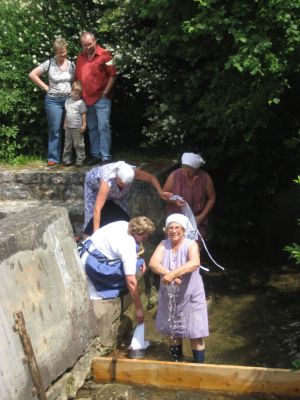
[83,200,130,235]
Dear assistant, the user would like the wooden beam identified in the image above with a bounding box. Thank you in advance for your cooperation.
[14,311,48,400]
[92,357,300,396]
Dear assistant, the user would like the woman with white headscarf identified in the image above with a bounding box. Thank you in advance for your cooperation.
[149,214,209,363]
[163,152,216,241]
[84,161,169,236]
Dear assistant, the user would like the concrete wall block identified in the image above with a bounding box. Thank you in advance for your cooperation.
[92,299,122,346]
[0,206,98,400]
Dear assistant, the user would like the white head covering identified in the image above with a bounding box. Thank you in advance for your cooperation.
[116,162,135,184]
[165,213,195,238]
[181,152,205,169]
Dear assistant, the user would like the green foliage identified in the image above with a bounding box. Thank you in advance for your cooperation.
[284,176,300,264]
[0,125,21,162]
[92,0,300,245]
[1,0,300,246]
[0,0,100,159]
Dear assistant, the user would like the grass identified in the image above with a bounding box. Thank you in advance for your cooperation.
[0,150,178,170]
[0,155,45,168]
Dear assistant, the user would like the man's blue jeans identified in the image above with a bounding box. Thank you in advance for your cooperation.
[87,97,112,161]
[45,95,67,163]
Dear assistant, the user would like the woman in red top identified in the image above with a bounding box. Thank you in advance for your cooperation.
[163,152,216,240]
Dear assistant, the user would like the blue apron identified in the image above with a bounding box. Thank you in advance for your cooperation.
[80,240,144,299]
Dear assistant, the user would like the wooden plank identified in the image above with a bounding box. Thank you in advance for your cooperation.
[92,357,300,396]
[92,357,117,383]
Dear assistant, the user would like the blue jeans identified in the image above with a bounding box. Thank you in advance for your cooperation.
[45,95,68,163]
[87,97,112,161]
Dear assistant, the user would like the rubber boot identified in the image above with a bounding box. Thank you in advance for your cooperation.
[192,349,205,363]
[170,345,183,362]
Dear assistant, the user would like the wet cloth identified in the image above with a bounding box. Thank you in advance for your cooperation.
[166,168,209,237]
[155,238,209,338]
[129,323,150,350]
[83,162,135,231]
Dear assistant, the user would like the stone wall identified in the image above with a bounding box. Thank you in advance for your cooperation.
[0,164,175,238]
[0,206,98,400]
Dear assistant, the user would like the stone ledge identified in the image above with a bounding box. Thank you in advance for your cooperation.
[0,199,84,238]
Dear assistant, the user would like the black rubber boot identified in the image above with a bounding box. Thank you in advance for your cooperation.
[170,345,183,362]
[192,349,205,363]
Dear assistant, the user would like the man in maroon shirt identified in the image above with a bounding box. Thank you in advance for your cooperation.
[75,32,117,165]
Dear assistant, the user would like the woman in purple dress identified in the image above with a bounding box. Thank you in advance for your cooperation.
[149,213,209,363]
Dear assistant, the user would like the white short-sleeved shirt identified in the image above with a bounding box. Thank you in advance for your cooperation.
[65,97,87,128]
[87,221,137,275]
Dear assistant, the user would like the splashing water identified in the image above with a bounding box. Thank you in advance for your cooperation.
[166,283,180,339]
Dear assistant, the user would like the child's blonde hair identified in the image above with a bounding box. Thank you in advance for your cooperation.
[72,81,82,93]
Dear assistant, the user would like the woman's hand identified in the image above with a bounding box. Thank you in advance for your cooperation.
[29,66,49,92]
[159,191,173,202]
[140,261,147,274]
[162,271,175,285]
[162,191,185,206]
[173,198,185,207]
[135,306,144,324]
[174,277,182,286]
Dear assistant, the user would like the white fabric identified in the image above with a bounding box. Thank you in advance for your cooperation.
[129,323,150,350]
[87,221,137,275]
[165,213,195,239]
[100,161,135,183]
[117,163,135,184]
[169,195,198,240]
[181,152,205,169]
[169,196,225,271]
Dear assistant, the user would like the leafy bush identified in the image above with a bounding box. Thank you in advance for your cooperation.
[93,0,300,245]
[1,0,300,246]
[285,176,300,264]
[0,0,100,159]
[0,125,21,162]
